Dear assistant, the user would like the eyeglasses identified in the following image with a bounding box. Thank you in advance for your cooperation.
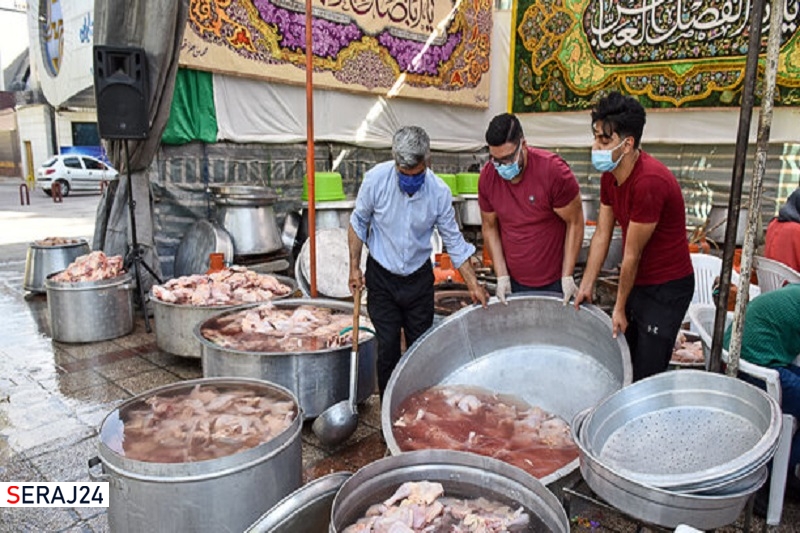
[490,140,523,166]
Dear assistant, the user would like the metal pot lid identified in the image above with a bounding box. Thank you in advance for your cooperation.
[297,228,367,299]
[174,220,234,277]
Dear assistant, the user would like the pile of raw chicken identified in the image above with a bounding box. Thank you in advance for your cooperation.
[35,237,83,246]
[52,251,124,282]
[201,303,371,353]
[151,267,292,306]
[343,481,530,532]
[393,386,577,479]
[105,384,297,463]
[671,330,704,365]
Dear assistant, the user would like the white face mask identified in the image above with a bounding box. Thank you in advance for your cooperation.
[592,138,627,172]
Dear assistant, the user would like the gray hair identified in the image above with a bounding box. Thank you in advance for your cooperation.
[392,126,430,169]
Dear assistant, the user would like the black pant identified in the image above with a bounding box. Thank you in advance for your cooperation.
[366,255,434,394]
[625,273,694,381]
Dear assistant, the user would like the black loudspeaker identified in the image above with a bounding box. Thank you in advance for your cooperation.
[93,45,149,139]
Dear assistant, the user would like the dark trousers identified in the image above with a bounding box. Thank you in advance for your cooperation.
[625,273,695,381]
[365,256,434,394]
[511,277,563,294]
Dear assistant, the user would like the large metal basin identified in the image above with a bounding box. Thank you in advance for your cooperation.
[459,193,481,226]
[382,294,631,486]
[247,472,350,532]
[90,377,303,533]
[151,274,297,358]
[46,272,134,343]
[24,239,90,293]
[573,409,767,529]
[330,450,570,532]
[197,298,377,419]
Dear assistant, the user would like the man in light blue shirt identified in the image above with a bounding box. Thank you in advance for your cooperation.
[349,126,488,394]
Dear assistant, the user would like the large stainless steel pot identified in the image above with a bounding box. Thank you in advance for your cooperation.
[151,274,297,358]
[705,204,759,246]
[330,450,570,532]
[212,185,283,256]
[197,298,378,419]
[24,239,91,293]
[296,199,356,246]
[382,294,632,486]
[247,472,350,532]
[89,377,303,533]
[577,225,623,270]
[459,193,481,226]
[581,194,599,223]
[46,272,134,343]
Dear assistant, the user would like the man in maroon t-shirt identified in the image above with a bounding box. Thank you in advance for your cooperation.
[478,113,584,304]
[574,92,694,381]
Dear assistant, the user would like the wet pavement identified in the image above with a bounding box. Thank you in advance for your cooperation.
[0,180,799,532]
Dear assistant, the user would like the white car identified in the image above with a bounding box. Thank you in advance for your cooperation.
[37,155,119,197]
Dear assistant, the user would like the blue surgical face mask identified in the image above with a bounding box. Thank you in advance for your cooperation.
[492,143,523,181]
[398,169,426,195]
[592,138,628,172]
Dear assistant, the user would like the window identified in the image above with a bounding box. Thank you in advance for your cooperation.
[71,122,101,147]
[63,157,82,169]
[82,157,104,170]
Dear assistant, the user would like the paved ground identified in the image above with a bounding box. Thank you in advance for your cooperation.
[0,178,798,532]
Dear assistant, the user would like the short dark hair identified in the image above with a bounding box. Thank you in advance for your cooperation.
[591,92,646,148]
[485,113,524,147]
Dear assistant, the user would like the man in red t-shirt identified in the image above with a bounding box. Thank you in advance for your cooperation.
[764,188,800,272]
[574,92,694,381]
[478,113,584,304]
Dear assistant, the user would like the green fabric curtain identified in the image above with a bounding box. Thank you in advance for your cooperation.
[162,68,217,145]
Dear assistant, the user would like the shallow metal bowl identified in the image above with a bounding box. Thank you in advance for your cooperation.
[581,370,781,492]
[573,409,767,529]
[329,450,569,532]
[382,294,632,486]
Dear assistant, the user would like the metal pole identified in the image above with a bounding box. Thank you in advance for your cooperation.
[708,0,767,372]
[305,0,317,297]
[726,0,785,376]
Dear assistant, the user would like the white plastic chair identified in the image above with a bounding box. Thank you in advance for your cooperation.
[689,253,722,306]
[754,256,800,293]
[688,303,795,526]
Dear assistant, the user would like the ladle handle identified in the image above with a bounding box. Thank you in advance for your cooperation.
[348,287,361,411]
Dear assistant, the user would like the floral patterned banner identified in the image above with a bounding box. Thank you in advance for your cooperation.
[511,0,800,112]
[180,0,493,107]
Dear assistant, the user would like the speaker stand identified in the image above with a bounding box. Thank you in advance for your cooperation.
[122,139,161,333]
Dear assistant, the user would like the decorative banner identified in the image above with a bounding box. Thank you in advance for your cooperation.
[180,0,493,107]
[511,0,800,112]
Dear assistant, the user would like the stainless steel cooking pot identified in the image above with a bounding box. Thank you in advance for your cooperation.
[24,239,90,293]
[296,199,356,246]
[46,272,134,343]
[330,450,570,532]
[197,298,378,419]
[89,377,303,533]
[247,472,351,532]
[151,274,297,358]
[705,204,759,246]
[577,225,623,270]
[581,194,599,223]
[459,193,481,226]
[212,185,283,256]
[382,294,632,487]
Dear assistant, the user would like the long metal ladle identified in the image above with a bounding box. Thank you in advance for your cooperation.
[312,286,361,446]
